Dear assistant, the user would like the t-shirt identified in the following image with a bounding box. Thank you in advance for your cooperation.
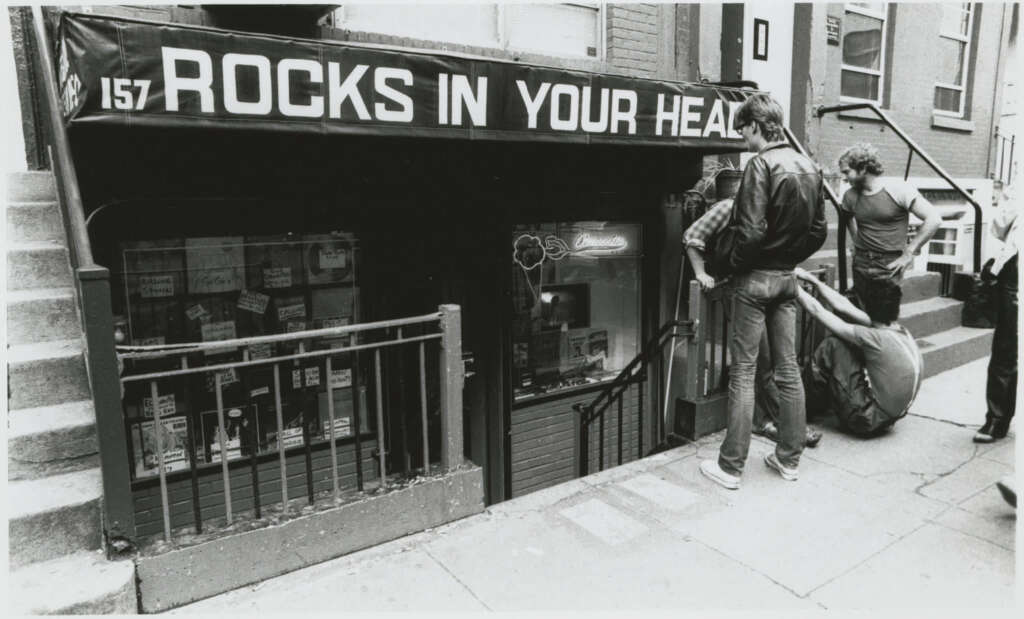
[841,181,922,253]
[852,324,923,416]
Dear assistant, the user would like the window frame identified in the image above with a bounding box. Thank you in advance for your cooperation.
[933,3,975,119]
[839,2,889,106]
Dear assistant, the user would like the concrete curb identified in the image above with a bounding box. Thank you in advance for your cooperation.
[136,465,485,612]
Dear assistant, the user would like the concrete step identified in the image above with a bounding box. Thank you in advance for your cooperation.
[7,170,56,202]
[8,400,99,481]
[7,339,91,410]
[900,296,963,339]
[918,326,993,379]
[900,270,943,303]
[7,240,73,291]
[8,468,104,569]
[7,200,64,243]
[7,551,137,614]
[6,286,80,345]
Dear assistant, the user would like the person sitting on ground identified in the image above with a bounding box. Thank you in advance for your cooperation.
[683,197,823,448]
[794,268,923,436]
[837,143,942,301]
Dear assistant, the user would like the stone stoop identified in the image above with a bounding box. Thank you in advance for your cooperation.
[5,171,138,614]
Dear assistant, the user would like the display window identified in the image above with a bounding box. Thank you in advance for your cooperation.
[116,233,372,480]
[510,221,641,400]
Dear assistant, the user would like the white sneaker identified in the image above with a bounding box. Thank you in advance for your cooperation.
[764,452,798,481]
[699,459,740,490]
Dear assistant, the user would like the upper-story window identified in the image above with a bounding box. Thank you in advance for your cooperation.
[934,3,975,117]
[841,3,888,104]
[330,3,603,59]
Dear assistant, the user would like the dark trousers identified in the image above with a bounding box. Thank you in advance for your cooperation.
[985,255,1018,435]
[804,335,896,436]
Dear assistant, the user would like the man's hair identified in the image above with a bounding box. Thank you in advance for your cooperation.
[838,143,885,176]
[734,94,786,141]
[861,279,902,324]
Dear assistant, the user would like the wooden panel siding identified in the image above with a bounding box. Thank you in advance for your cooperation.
[510,384,642,497]
[133,438,379,538]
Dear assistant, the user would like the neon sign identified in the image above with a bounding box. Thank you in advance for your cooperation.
[572,232,628,254]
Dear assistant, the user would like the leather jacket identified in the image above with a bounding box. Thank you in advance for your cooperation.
[713,142,827,275]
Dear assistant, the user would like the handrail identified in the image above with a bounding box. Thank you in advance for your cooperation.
[815,102,983,274]
[117,311,443,359]
[783,126,848,292]
[30,6,94,268]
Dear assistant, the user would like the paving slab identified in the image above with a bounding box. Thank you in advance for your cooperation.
[418,491,817,611]
[918,454,1014,504]
[910,357,990,426]
[168,541,486,613]
[809,523,1016,609]
[978,438,1018,466]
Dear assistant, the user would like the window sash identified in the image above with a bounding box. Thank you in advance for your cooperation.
[933,3,974,117]
[840,3,888,105]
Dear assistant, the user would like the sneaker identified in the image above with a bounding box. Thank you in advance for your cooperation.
[805,428,823,448]
[996,477,1017,508]
[764,452,799,481]
[699,460,740,490]
[753,421,779,441]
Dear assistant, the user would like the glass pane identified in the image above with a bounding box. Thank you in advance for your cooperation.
[842,12,884,70]
[936,37,966,85]
[335,3,500,49]
[934,86,962,113]
[505,3,599,57]
[510,222,641,400]
[940,3,971,36]
[842,70,880,100]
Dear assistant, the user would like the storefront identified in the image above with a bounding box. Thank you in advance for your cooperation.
[57,11,752,514]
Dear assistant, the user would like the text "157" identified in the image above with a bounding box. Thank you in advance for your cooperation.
[100,77,151,110]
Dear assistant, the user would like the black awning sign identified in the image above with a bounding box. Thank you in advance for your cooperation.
[58,12,756,149]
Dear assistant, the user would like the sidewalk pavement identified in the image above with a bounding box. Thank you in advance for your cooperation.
[172,359,1018,614]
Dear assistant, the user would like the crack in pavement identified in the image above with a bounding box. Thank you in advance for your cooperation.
[422,546,493,611]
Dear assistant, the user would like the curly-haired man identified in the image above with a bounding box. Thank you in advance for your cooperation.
[838,143,942,299]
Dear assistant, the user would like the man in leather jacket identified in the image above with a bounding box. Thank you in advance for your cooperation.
[699,94,827,490]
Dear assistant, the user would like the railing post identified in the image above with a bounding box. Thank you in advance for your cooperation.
[438,305,464,471]
[78,266,137,553]
[683,281,704,402]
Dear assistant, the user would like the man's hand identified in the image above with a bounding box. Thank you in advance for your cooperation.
[696,272,716,291]
[885,251,915,276]
[794,267,818,284]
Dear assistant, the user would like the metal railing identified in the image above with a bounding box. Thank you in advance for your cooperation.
[117,306,463,543]
[29,6,137,552]
[994,130,1016,186]
[572,319,694,478]
[816,102,984,276]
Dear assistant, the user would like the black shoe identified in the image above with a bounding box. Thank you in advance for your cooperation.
[805,428,823,448]
[996,477,1016,508]
[973,420,1008,443]
[753,422,779,441]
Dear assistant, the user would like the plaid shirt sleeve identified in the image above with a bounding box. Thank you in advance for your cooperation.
[683,199,734,251]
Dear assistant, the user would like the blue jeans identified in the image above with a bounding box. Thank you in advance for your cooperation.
[719,269,805,475]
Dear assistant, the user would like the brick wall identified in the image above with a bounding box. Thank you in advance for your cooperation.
[810,3,1005,180]
[606,3,660,78]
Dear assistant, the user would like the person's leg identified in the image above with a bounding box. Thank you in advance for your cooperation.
[983,258,1018,437]
[766,275,805,469]
[813,335,879,435]
[752,328,778,430]
[717,273,767,477]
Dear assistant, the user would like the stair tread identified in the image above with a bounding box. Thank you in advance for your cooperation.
[917,325,993,348]
[7,199,59,207]
[7,550,136,615]
[5,286,76,303]
[900,296,962,314]
[7,338,84,363]
[7,468,103,519]
[8,399,96,439]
